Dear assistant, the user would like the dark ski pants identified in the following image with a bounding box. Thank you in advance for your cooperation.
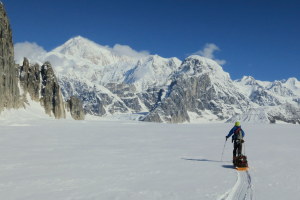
[233,141,242,157]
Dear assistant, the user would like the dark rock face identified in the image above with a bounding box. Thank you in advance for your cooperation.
[19,58,40,101]
[0,3,21,111]
[66,96,85,120]
[144,56,250,123]
[58,75,169,118]
[20,58,66,118]
[40,62,66,119]
[105,83,142,112]
[0,3,84,120]
[19,58,85,120]
[59,77,145,116]
[58,78,108,116]
[138,87,165,111]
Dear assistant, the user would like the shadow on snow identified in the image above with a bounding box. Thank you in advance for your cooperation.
[182,158,234,169]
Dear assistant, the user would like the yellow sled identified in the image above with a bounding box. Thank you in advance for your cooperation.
[233,155,248,171]
[236,167,249,171]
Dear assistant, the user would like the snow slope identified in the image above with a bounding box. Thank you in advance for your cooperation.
[36,36,181,92]
[0,113,299,199]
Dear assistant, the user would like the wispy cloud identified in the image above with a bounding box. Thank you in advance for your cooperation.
[193,43,226,65]
[111,44,150,58]
[14,40,150,66]
[14,42,47,65]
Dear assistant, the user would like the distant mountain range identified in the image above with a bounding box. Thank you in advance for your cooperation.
[18,36,300,124]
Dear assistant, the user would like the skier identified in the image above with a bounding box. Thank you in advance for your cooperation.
[226,121,245,164]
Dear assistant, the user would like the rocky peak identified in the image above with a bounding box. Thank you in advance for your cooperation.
[40,61,66,119]
[143,55,250,123]
[52,36,117,66]
[66,96,85,120]
[19,57,86,120]
[285,77,299,86]
[178,55,230,81]
[0,3,22,112]
[282,77,300,96]
[239,76,259,86]
[19,57,40,101]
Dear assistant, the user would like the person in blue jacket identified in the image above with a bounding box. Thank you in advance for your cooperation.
[226,121,245,160]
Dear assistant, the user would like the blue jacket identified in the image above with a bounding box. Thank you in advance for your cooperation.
[227,126,245,141]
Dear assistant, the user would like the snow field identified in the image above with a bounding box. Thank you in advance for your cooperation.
[244,123,300,200]
[0,119,299,200]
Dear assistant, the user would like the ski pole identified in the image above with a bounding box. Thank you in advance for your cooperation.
[221,139,227,162]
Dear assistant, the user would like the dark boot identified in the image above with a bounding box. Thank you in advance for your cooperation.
[233,156,237,165]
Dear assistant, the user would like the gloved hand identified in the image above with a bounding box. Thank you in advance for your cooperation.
[225,136,229,141]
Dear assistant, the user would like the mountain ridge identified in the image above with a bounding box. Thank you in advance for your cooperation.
[14,35,300,124]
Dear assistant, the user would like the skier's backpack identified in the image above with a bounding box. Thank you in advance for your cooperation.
[234,128,243,143]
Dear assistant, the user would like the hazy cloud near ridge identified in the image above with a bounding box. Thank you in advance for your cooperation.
[111,44,150,58]
[15,40,226,67]
[14,40,150,65]
[14,42,47,65]
[193,43,226,65]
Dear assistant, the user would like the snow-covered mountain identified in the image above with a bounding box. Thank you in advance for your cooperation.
[44,36,181,91]
[232,76,300,123]
[235,76,300,106]
[16,36,300,124]
[33,36,181,117]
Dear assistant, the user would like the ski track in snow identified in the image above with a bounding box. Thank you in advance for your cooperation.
[220,170,254,200]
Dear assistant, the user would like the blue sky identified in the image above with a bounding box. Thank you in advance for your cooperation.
[2,0,300,81]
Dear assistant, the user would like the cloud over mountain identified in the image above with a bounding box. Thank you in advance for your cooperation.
[14,42,47,65]
[193,43,226,65]
[111,44,150,58]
